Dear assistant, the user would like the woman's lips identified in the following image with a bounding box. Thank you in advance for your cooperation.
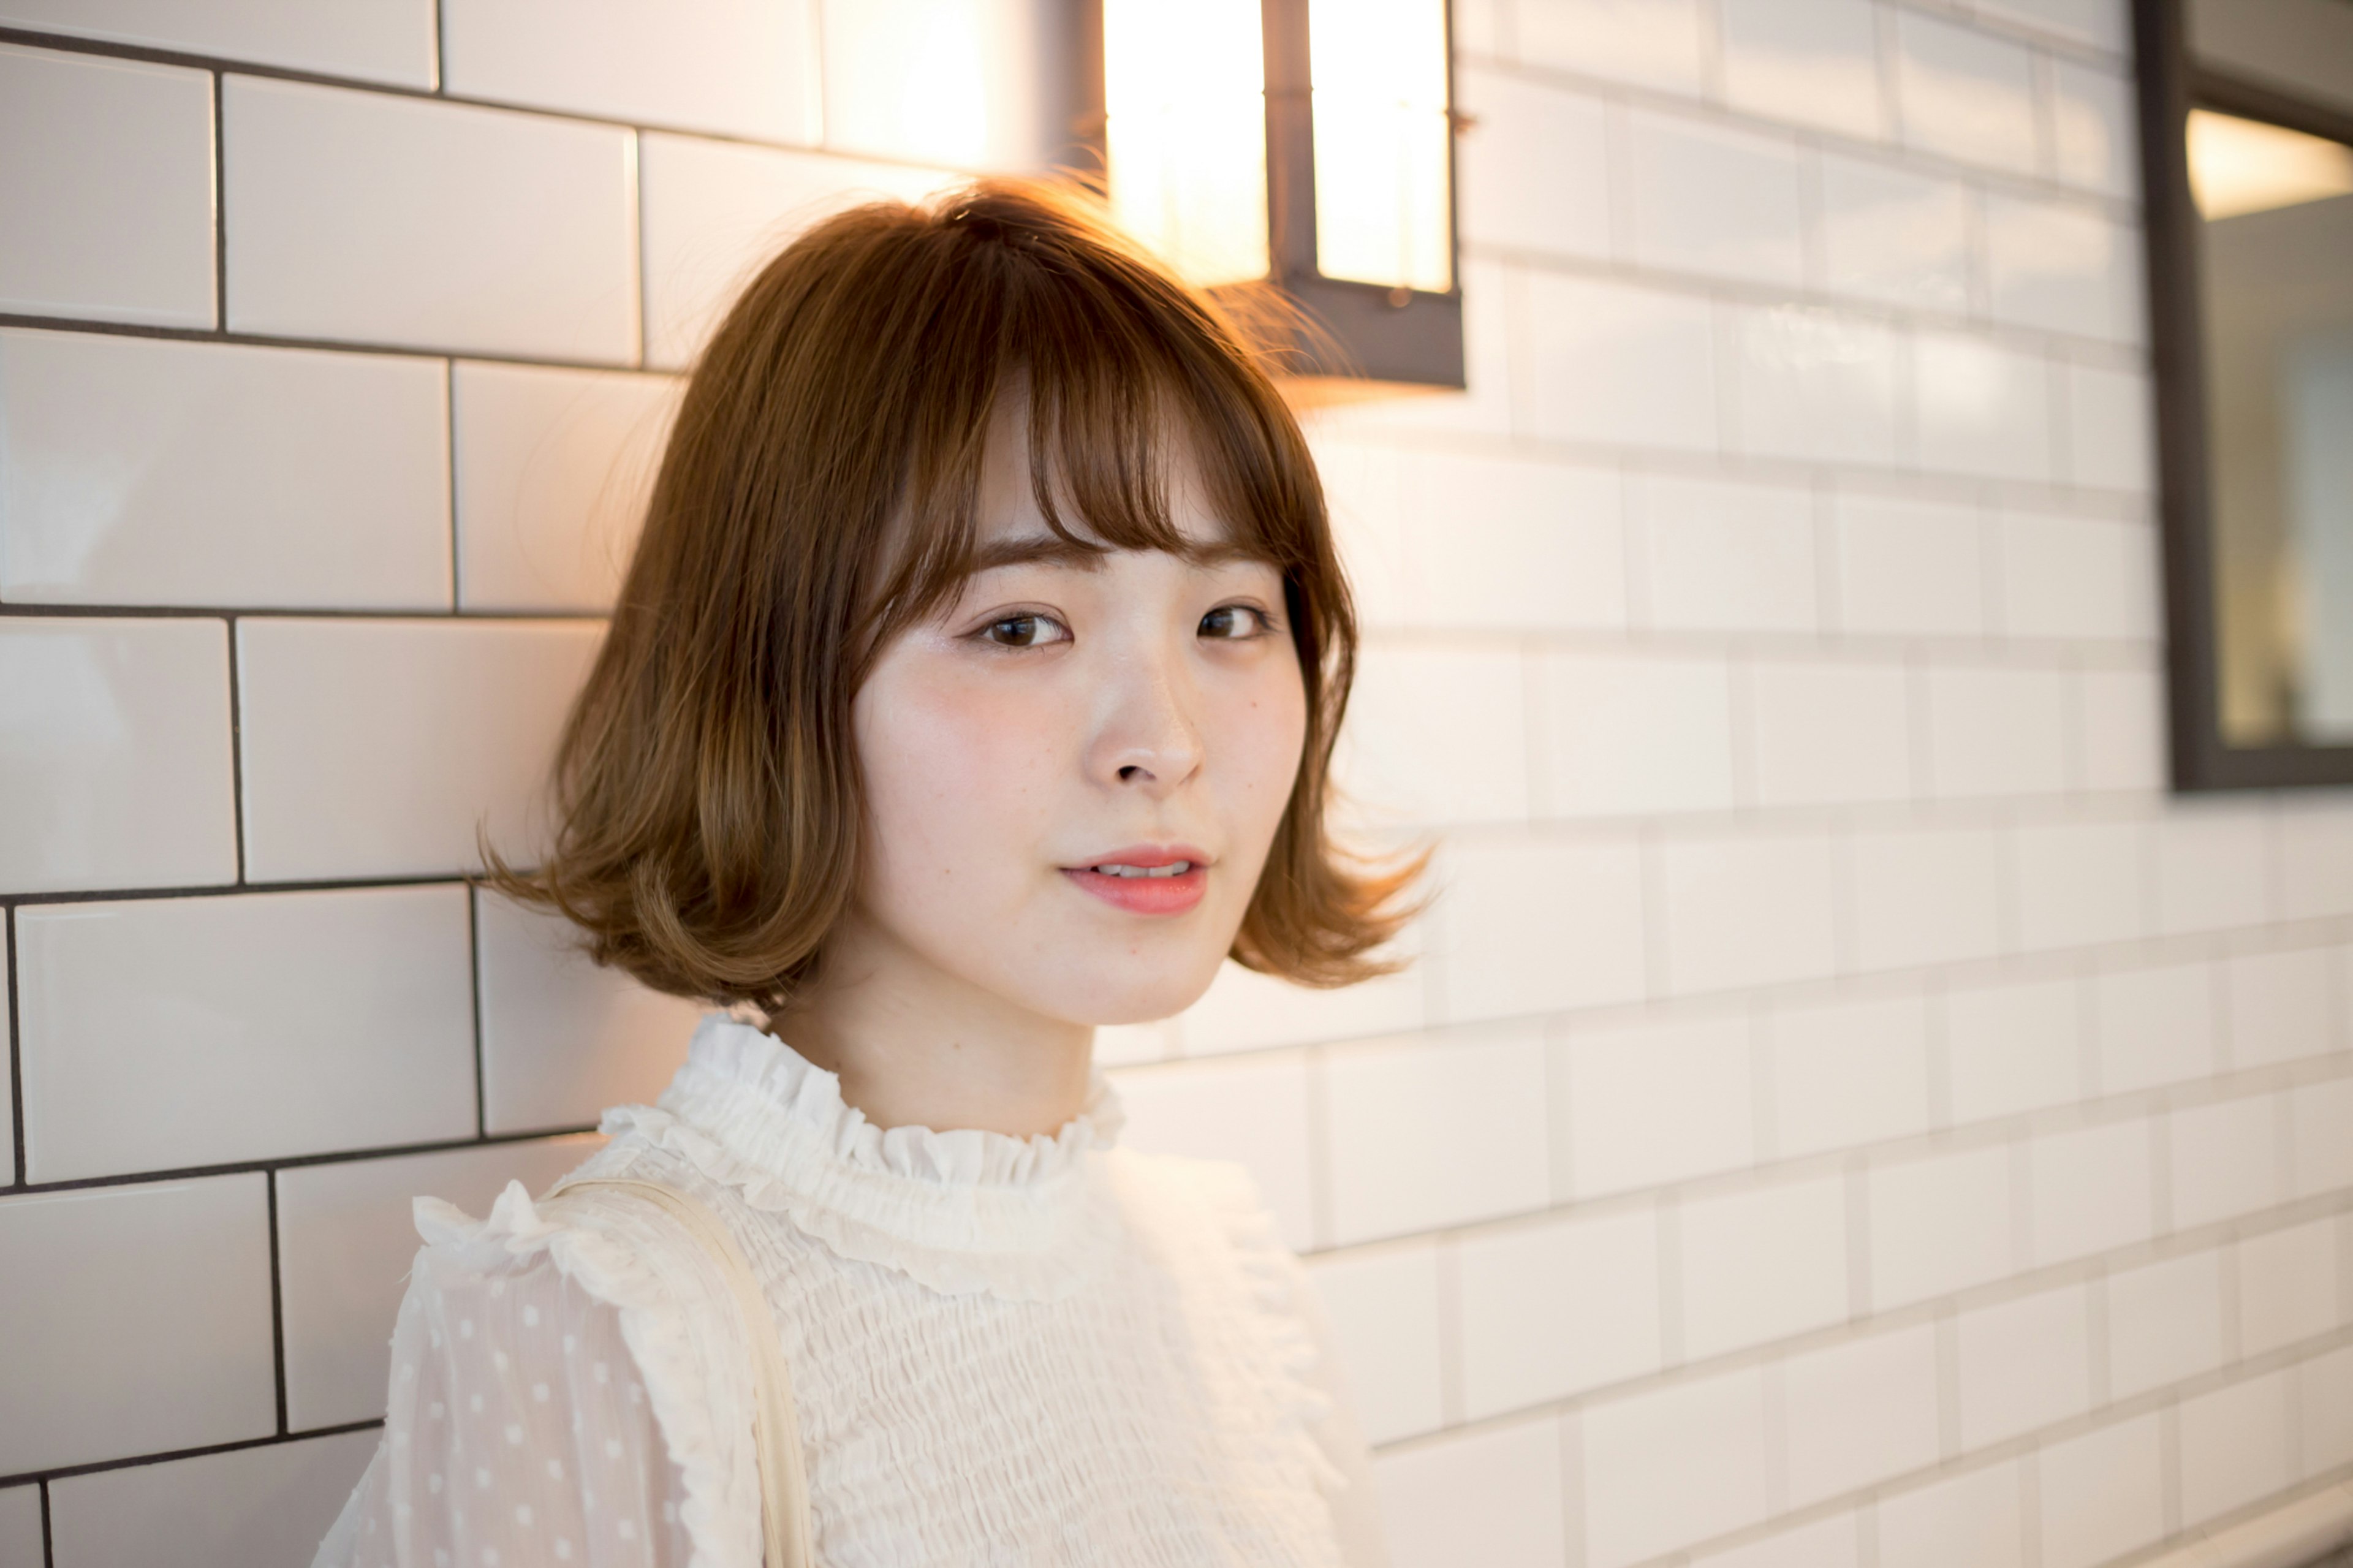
[1061,847,1210,915]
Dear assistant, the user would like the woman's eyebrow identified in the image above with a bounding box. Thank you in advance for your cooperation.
[965,536,1265,574]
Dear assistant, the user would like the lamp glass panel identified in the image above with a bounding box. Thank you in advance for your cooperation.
[1104,0,1271,287]
[1308,0,1453,293]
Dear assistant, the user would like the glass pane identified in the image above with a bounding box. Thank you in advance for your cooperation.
[1308,0,1454,293]
[2194,107,2353,746]
[1103,0,1270,288]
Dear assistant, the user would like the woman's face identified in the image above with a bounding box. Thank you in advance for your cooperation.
[847,422,1309,1029]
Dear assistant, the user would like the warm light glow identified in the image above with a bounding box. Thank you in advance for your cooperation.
[1309,0,1453,293]
[2189,107,2353,221]
[1102,0,1270,287]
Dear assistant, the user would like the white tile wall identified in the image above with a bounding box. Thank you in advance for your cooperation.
[818,0,1051,170]
[1692,1510,1860,1568]
[1107,1052,1316,1249]
[1945,974,2087,1124]
[1343,646,1531,824]
[1815,154,1971,314]
[1844,824,2005,971]
[236,616,604,881]
[1877,1461,2029,1568]
[1525,273,1718,451]
[47,1428,381,1568]
[1376,1417,1566,1568]
[1581,1366,1771,1568]
[2026,1116,2153,1265]
[1326,1026,1552,1245]
[1830,493,1987,637]
[2293,1076,2353,1199]
[1870,1142,2017,1309]
[2169,1092,2286,1232]
[0,331,452,610]
[1778,1324,1942,1507]
[1626,113,1805,287]
[1953,1282,2093,1447]
[0,45,216,329]
[0,1487,39,1567]
[2237,1216,2340,1358]
[1913,334,2055,483]
[224,77,640,362]
[1632,474,1817,634]
[2037,1412,2165,1568]
[1553,1011,1754,1199]
[2010,819,2145,950]
[1893,12,2039,173]
[1457,1206,1662,1417]
[1747,658,1911,806]
[2304,1345,2353,1477]
[2225,945,2336,1070]
[1514,0,1708,93]
[2176,1369,2295,1529]
[1455,69,1610,261]
[2094,961,2217,1094]
[1729,306,1905,467]
[1305,1241,1444,1443]
[1534,651,1734,817]
[276,1135,598,1429]
[1718,0,1885,138]
[15,887,477,1181]
[0,618,238,895]
[0,1176,276,1474]
[1925,664,2069,798]
[1427,836,1647,1021]
[1657,829,1840,993]
[2107,1248,2225,1399]
[0,0,436,85]
[1767,990,1933,1157]
[1678,1172,1851,1357]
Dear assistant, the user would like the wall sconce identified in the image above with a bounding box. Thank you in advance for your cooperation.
[1074,0,1465,393]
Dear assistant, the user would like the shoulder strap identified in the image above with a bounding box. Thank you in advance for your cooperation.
[558,1176,816,1568]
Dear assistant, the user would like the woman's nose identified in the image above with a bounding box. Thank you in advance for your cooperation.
[1091,640,1205,793]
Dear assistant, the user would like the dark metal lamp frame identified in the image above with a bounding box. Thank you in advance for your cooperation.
[2135,0,2353,788]
[1066,0,1468,390]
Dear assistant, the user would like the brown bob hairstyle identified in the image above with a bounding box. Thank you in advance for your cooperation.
[488,178,1417,1012]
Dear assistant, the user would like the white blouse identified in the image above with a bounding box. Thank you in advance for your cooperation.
[314,1014,1391,1568]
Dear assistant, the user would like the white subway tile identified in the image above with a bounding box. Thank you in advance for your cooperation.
[1957,1284,2092,1447]
[1304,1242,1442,1444]
[1976,0,2128,53]
[0,45,214,328]
[1845,824,2005,971]
[2077,665,2166,792]
[1693,1513,1859,1568]
[2277,802,2353,922]
[453,361,681,613]
[1830,493,1986,637]
[1659,830,1840,993]
[1749,659,1912,808]
[1111,1053,1316,1249]
[237,617,603,881]
[1428,836,1648,1021]
[2177,1369,2294,1528]
[1327,1026,1550,1244]
[224,77,637,362]
[1912,333,2054,483]
[2050,61,2137,199]
[2096,961,2218,1095]
[0,617,237,895]
[2036,1412,2164,1568]
[1398,451,1627,631]
[1984,197,2141,343]
[1877,1461,2028,1568]
[2064,363,2156,493]
[276,1135,598,1430]
[443,0,819,144]
[1555,1011,1753,1199]
[1581,1367,1771,1568]
[16,887,476,1182]
[1177,955,1426,1059]
[2302,1344,2353,1477]
[2153,807,2271,935]
[1455,69,1611,260]
[0,1488,36,1568]
[1340,646,1529,825]
[1870,1142,2016,1309]
[1680,1172,1850,1358]
[1515,0,1707,92]
[1305,254,1517,440]
[1457,1206,1662,1416]
[1525,273,1719,452]
[1925,665,2069,798]
[1533,650,1735,817]
[1730,306,1903,468]
[1815,154,1969,313]
[1946,975,2086,1124]
[640,133,953,370]
[2010,819,2146,950]
[1719,0,1885,138]
[476,891,704,1134]
[2292,1075,2353,1199]
[818,0,1054,171]
[1376,1418,1566,1568]
[1894,12,2039,174]
[1634,473,1817,634]
[1779,1324,1942,1507]
[2028,1116,2152,1266]
[2106,1248,2225,1399]
[0,0,434,86]
[1627,113,1803,287]
[1769,991,1933,1157]
[2238,1216,2340,1358]
[2170,1094,2286,1232]
[2227,947,2335,1070]
[48,1427,381,1568]
[1998,512,2158,642]
[0,330,450,610]
[0,1176,275,1474]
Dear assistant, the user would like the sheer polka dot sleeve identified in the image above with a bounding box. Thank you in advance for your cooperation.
[314,1246,696,1568]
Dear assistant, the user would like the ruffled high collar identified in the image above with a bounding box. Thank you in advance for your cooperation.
[598,1012,1127,1300]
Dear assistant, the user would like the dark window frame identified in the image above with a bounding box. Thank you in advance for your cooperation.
[2136,0,2353,789]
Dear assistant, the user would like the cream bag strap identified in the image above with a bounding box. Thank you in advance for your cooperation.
[559,1176,817,1568]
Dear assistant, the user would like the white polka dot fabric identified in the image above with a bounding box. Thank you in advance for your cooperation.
[312,1015,1389,1568]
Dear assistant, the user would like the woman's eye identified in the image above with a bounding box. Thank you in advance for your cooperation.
[1199,605,1269,640]
[980,613,1067,648]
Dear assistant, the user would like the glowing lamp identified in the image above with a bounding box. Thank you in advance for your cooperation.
[1078,0,1465,391]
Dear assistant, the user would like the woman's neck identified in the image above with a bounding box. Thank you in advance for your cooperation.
[765,913,1097,1139]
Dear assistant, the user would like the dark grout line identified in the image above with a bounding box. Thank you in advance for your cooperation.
[266,1172,288,1436]
[2,1123,597,1200]
[0,310,669,379]
[38,1479,52,1568]
[0,873,484,910]
[0,1419,385,1492]
[0,602,604,623]
[210,70,227,331]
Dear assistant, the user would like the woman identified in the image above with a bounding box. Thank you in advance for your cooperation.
[316,179,1415,1568]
